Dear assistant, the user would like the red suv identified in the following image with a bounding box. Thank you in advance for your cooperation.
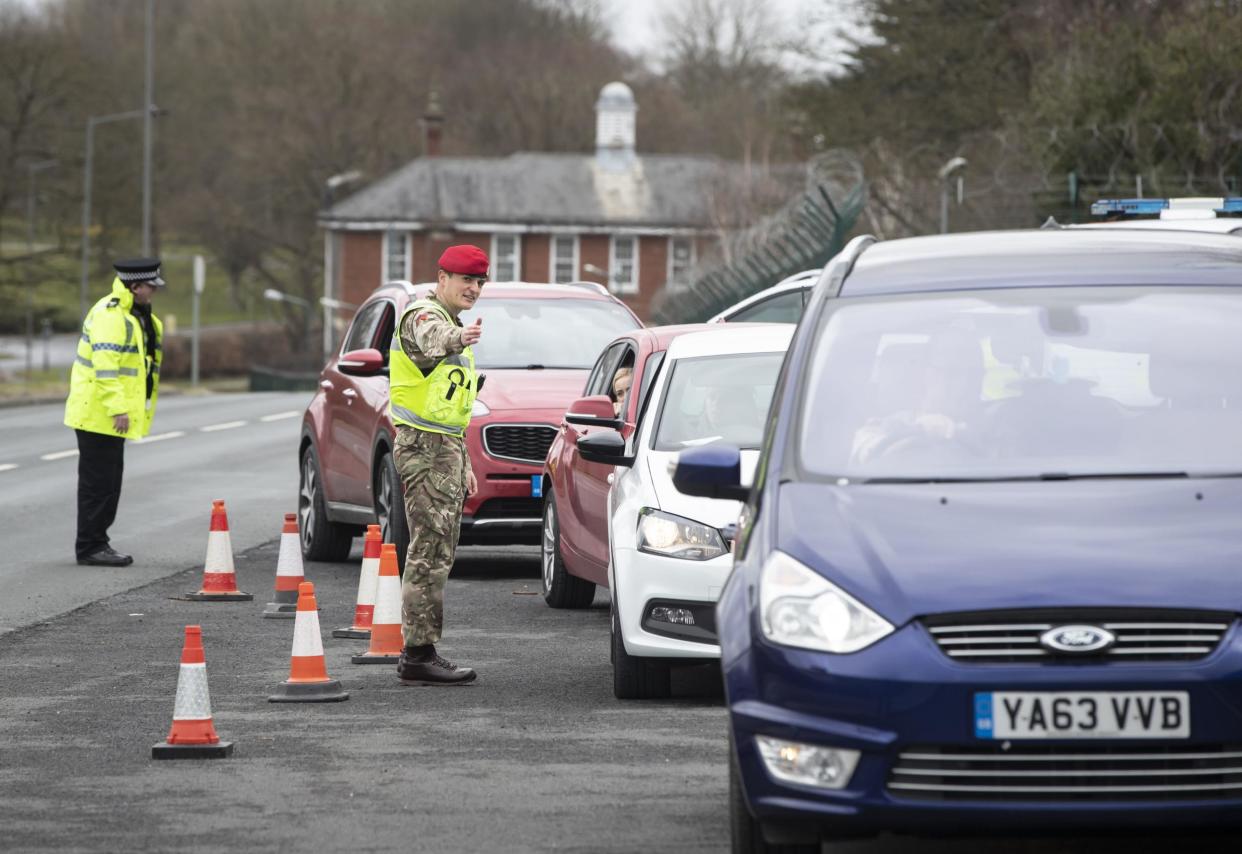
[539,324,704,607]
[299,280,640,562]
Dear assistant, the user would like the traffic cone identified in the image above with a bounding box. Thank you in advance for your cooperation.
[333,524,381,639]
[269,582,349,703]
[351,543,404,664]
[152,625,234,759]
[263,513,304,619]
[187,500,253,601]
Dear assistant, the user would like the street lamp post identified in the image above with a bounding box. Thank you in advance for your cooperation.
[79,107,161,322]
[25,159,57,380]
[321,169,363,357]
[141,0,155,255]
[938,156,967,235]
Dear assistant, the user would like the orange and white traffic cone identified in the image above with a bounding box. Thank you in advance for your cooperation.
[351,543,404,664]
[263,513,304,619]
[187,500,253,601]
[269,582,349,703]
[152,625,234,759]
[333,524,381,639]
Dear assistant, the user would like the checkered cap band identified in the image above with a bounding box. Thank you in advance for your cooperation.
[118,267,162,283]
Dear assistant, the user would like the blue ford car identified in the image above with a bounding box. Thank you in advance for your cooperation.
[673,229,1242,851]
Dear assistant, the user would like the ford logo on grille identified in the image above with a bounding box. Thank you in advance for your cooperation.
[1040,625,1115,654]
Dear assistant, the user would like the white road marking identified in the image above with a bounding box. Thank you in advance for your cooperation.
[260,411,301,422]
[0,463,18,473]
[201,420,247,433]
[134,430,185,444]
[41,450,80,461]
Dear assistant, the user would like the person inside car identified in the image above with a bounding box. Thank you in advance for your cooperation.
[851,328,986,464]
[611,365,633,418]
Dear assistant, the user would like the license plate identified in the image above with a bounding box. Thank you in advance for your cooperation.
[530,476,542,498]
[974,691,1189,739]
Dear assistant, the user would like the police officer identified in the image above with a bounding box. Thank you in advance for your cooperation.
[64,258,164,566]
[389,245,487,684]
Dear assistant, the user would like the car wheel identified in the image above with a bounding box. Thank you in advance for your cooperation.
[730,733,819,854]
[611,604,671,700]
[299,445,354,562]
[541,493,595,609]
[376,450,410,572]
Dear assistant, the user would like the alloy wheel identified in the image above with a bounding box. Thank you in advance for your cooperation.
[298,452,316,554]
[542,501,557,594]
[376,459,396,545]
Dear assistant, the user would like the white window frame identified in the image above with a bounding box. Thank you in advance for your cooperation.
[382,230,409,282]
[551,234,579,283]
[666,236,696,292]
[609,234,639,295]
[491,234,522,281]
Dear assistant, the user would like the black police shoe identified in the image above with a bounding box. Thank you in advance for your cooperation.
[77,546,134,567]
[397,645,477,685]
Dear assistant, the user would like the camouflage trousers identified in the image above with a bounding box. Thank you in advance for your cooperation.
[393,427,467,647]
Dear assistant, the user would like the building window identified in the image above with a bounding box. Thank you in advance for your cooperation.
[609,235,638,294]
[491,234,521,281]
[551,235,578,283]
[383,231,408,282]
[667,237,695,291]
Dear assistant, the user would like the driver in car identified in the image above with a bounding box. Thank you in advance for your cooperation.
[851,329,986,464]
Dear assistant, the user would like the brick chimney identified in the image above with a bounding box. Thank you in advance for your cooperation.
[421,89,444,158]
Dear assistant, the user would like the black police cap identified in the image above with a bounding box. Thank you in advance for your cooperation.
[114,257,166,287]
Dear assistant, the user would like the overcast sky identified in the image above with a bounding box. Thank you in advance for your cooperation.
[602,0,862,76]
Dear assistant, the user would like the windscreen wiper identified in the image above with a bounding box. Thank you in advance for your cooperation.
[856,471,1210,485]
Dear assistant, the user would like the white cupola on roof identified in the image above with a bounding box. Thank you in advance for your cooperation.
[595,81,636,155]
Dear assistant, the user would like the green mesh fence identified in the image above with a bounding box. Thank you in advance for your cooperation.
[650,151,867,325]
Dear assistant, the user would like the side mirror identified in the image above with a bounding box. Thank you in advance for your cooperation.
[565,394,622,430]
[672,444,749,501]
[337,348,386,377]
[577,431,634,467]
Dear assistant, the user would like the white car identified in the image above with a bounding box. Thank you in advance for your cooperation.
[596,325,794,699]
[707,269,820,323]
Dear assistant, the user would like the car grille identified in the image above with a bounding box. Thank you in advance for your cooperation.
[923,608,1233,663]
[473,498,542,519]
[889,744,1242,801]
[482,424,557,465]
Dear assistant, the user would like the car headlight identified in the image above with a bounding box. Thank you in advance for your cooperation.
[636,509,728,561]
[759,551,893,653]
[471,399,490,417]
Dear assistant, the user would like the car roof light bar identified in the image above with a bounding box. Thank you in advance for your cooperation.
[1090,197,1242,217]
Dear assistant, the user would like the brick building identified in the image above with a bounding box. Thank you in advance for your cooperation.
[319,82,729,324]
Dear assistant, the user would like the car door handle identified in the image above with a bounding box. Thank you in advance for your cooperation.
[320,380,334,390]
[342,388,358,399]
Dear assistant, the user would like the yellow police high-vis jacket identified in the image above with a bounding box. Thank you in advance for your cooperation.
[388,299,478,437]
[64,277,163,439]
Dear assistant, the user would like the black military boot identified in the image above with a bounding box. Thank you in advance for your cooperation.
[397,644,477,686]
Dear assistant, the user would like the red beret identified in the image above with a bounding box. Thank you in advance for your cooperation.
[438,245,490,277]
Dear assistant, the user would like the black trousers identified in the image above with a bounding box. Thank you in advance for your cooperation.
[75,429,125,558]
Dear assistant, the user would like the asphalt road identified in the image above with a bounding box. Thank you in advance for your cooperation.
[0,392,311,635]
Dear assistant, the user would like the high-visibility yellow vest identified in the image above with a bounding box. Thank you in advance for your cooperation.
[388,299,478,436]
[64,277,163,439]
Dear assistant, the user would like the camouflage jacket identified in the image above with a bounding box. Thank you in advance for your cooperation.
[398,295,466,375]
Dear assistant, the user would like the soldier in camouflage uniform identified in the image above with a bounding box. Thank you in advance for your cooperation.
[388,245,488,685]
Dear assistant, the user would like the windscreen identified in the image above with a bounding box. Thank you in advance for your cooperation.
[459,298,639,369]
[799,287,1242,479]
[654,352,785,451]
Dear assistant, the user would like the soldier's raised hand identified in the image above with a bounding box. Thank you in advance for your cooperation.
[461,317,483,346]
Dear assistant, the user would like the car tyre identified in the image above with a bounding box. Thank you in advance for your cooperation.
[375,450,410,572]
[611,604,671,700]
[730,733,819,854]
[541,493,595,609]
[299,445,355,562]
